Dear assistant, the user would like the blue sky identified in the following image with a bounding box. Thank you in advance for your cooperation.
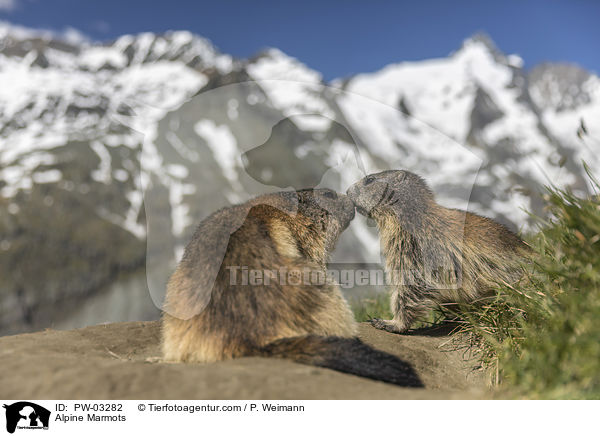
[1,0,599,80]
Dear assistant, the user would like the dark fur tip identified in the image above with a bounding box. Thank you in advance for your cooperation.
[259,335,423,388]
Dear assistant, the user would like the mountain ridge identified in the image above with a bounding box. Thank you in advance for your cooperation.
[1,22,599,335]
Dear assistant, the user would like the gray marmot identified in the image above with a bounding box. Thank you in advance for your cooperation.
[162,188,422,387]
[347,170,530,333]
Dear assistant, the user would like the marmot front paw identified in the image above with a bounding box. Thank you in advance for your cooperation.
[368,318,408,334]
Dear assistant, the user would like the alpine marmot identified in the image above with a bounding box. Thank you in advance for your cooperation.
[347,170,530,333]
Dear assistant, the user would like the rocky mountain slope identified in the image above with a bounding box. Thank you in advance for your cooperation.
[1,23,598,334]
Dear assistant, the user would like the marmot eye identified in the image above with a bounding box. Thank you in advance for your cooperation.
[364,176,375,185]
[322,190,337,199]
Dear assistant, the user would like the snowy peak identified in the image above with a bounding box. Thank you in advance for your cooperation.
[247,48,324,83]
[0,22,233,73]
[454,33,523,68]
[111,31,233,72]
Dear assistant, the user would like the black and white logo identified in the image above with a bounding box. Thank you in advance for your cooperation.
[3,402,50,434]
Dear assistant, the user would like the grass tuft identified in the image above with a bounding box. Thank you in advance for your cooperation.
[460,168,600,399]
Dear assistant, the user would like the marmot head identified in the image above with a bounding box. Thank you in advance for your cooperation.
[165,188,355,320]
[346,170,434,219]
[257,188,355,262]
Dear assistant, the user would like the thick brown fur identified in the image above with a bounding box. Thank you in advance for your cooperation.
[162,189,422,387]
[347,170,531,333]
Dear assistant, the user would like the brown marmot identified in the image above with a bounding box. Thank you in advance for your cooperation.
[347,170,530,333]
[162,188,422,387]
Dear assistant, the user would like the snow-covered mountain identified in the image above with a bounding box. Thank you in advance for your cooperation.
[1,23,598,334]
